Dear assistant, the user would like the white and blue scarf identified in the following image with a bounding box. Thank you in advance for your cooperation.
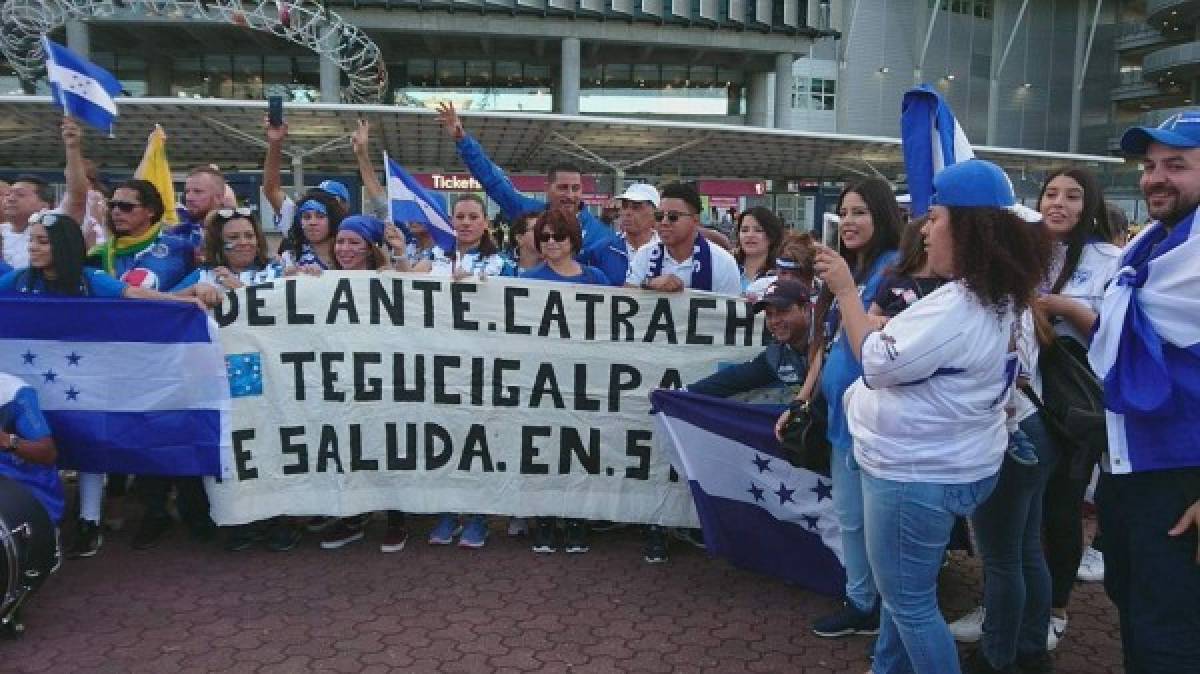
[647,234,713,291]
[1089,206,1200,473]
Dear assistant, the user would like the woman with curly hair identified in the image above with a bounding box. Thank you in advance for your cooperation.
[815,160,1051,674]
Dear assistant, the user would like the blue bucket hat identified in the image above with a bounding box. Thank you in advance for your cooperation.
[317,179,351,203]
[1120,110,1200,156]
[338,214,385,245]
[930,159,1016,209]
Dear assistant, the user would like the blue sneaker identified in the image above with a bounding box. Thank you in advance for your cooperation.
[458,515,489,548]
[428,514,460,545]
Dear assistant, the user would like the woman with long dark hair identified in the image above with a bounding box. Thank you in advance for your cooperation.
[279,190,346,272]
[779,177,900,638]
[823,160,1051,673]
[733,206,785,290]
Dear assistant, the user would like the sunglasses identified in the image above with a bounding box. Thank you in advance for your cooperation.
[536,230,569,242]
[654,210,695,223]
[109,200,142,213]
[215,207,255,221]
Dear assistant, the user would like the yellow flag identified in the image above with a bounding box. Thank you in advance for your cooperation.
[134,124,179,225]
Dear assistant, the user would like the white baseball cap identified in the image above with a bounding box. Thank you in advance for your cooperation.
[618,183,660,207]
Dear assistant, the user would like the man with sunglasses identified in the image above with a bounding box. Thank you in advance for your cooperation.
[625,182,741,296]
[436,101,628,286]
[90,180,195,293]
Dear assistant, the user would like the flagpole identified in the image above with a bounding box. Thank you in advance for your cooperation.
[41,36,69,112]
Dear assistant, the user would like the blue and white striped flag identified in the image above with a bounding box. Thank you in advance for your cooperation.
[42,37,122,136]
[901,84,974,217]
[652,390,845,596]
[0,297,230,476]
[385,152,456,255]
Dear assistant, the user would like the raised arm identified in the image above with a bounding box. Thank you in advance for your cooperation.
[437,101,546,219]
[60,116,88,224]
[353,119,386,204]
[263,118,288,212]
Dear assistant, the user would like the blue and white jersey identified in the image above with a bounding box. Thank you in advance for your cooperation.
[172,262,286,292]
[846,281,1015,484]
[0,373,63,523]
[112,233,195,291]
[1043,241,1122,346]
[0,267,127,298]
[281,243,331,271]
[428,248,516,278]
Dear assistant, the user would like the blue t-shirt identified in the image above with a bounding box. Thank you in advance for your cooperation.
[111,233,196,291]
[520,262,609,285]
[0,267,127,298]
[0,261,11,276]
[167,207,205,247]
[820,250,898,451]
[0,375,62,523]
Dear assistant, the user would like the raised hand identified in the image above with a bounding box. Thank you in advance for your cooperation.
[436,101,466,141]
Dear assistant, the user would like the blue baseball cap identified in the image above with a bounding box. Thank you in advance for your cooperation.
[338,214,385,245]
[317,180,351,203]
[930,159,1016,209]
[1120,110,1200,155]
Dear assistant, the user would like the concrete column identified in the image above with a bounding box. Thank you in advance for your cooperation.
[147,58,173,97]
[773,52,794,129]
[747,72,771,127]
[560,37,581,116]
[320,25,341,103]
[1068,0,1088,153]
[291,155,305,194]
[985,0,1006,145]
[65,19,90,58]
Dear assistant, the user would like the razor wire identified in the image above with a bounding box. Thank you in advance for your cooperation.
[0,1,387,103]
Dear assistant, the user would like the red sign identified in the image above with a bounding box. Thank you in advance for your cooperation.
[697,180,765,198]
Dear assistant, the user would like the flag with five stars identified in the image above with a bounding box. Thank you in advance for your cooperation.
[652,389,845,595]
[0,296,230,476]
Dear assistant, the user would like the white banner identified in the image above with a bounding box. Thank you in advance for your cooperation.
[206,272,765,527]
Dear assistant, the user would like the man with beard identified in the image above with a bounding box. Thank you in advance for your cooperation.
[1092,111,1200,672]
[167,165,228,247]
[436,102,627,285]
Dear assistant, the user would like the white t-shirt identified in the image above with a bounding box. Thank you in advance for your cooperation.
[626,237,742,296]
[1044,241,1122,345]
[845,282,1015,484]
[1,222,30,269]
[620,230,659,258]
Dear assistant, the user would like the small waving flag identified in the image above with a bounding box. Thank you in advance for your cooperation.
[42,37,122,137]
[901,84,974,217]
[385,152,456,255]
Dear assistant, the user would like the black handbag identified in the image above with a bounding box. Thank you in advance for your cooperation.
[779,392,832,477]
[1019,336,1108,478]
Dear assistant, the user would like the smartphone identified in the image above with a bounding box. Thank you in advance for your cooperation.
[267,95,284,128]
[821,212,841,251]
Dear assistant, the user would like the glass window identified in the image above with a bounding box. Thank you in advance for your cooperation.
[525,64,551,87]
[408,59,434,87]
[466,60,492,88]
[716,67,743,87]
[495,61,523,86]
[662,64,688,89]
[690,64,717,89]
[633,64,660,88]
[603,64,632,88]
[436,60,465,87]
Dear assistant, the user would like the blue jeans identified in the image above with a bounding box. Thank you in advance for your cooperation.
[970,415,1058,668]
[833,444,877,612]
[1098,467,1200,674]
[863,472,999,674]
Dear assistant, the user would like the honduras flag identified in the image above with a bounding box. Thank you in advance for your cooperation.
[651,390,845,596]
[42,37,122,137]
[386,152,456,255]
[0,297,230,476]
[1089,207,1200,474]
[901,84,974,217]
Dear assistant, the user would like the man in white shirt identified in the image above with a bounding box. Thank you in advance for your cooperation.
[617,183,660,257]
[625,182,741,296]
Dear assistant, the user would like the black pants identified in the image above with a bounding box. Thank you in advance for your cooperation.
[1041,456,1091,609]
[1098,468,1200,674]
[137,476,213,529]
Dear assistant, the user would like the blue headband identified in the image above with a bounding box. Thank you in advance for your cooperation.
[298,199,327,216]
[338,215,385,245]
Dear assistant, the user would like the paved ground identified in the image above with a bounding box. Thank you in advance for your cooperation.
[7,514,1122,673]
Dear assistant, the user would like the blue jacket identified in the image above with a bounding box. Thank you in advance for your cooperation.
[689,342,809,399]
[456,135,628,286]
[0,378,63,523]
[820,250,899,450]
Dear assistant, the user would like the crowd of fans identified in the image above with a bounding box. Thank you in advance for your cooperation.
[1,106,1198,674]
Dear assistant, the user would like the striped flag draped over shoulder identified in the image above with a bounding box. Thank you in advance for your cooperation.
[0,297,230,476]
[385,152,457,256]
[652,390,845,596]
[901,84,974,217]
[42,37,122,136]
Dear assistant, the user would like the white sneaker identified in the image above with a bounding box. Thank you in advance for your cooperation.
[1047,614,1067,651]
[948,606,985,643]
[1077,545,1105,582]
